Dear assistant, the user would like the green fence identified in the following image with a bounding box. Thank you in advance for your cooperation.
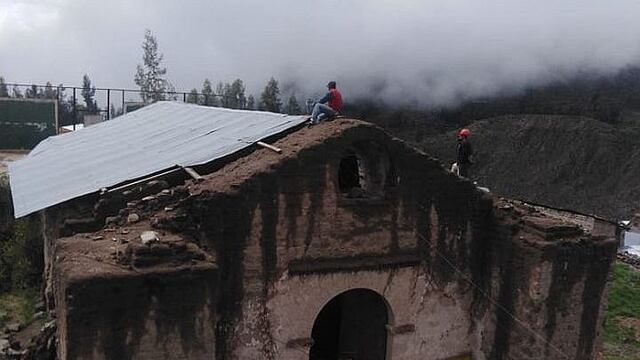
[0,98,58,150]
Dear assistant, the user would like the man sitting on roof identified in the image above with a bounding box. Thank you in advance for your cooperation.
[310,81,343,125]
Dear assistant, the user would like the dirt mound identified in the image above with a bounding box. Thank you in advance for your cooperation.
[420,114,640,219]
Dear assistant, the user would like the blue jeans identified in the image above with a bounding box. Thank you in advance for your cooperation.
[311,103,336,123]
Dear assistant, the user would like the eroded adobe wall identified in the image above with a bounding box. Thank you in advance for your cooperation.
[477,205,618,360]
[268,268,476,360]
[53,235,218,360]
[41,180,181,308]
[48,120,618,360]
[168,123,500,359]
[167,122,617,360]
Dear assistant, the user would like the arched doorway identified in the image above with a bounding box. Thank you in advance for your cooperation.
[310,289,389,360]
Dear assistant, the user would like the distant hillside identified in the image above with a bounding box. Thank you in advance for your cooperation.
[418,114,640,220]
[346,67,640,220]
[348,66,640,133]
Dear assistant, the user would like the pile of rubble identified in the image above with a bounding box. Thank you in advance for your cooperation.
[60,179,190,237]
[0,303,56,360]
[618,252,640,271]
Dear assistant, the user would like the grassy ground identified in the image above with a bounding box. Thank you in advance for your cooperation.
[0,287,38,329]
[603,263,640,360]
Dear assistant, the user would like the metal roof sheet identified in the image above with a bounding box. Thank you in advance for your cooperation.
[9,101,308,218]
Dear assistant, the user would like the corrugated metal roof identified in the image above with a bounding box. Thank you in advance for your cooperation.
[9,101,308,218]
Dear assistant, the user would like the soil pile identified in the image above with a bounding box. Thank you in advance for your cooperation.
[419,114,640,219]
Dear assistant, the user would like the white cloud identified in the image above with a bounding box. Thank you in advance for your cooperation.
[0,1,60,43]
[1,0,639,106]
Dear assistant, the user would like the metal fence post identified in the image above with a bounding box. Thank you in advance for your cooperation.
[106,89,110,120]
[56,86,61,124]
[72,87,77,130]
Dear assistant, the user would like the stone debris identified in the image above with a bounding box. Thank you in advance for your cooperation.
[499,203,513,210]
[33,311,46,320]
[142,196,156,202]
[34,301,45,312]
[618,252,640,270]
[5,323,20,333]
[6,348,26,356]
[105,216,120,225]
[127,213,140,223]
[43,320,56,331]
[3,318,59,359]
[0,338,9,352]
[140,231,159,245]
[145,180,169,194]
[116,237,208,268]
[91,235,103,241]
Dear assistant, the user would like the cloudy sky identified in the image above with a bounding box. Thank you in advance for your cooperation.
[1,0,640,106]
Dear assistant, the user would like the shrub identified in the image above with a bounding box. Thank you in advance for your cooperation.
[0,175,43,293]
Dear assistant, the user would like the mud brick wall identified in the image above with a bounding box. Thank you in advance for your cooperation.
[49,120,618,360]
[175,123,616,359]
[174,123,501,358]
[478,207,617,360]
[53,261,217,360]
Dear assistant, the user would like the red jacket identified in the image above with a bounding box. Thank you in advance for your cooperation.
[328,89,343,112]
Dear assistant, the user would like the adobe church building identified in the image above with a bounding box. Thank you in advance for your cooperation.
[8,103,618,359]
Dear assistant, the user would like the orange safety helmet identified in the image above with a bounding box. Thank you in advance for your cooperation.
[458,128,471,137]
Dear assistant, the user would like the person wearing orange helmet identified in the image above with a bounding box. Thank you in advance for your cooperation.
[456,128,473,178]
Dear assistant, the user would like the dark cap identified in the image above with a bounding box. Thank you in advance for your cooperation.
[327,81,337,89]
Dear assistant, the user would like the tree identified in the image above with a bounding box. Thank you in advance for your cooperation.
[228,79,246,109]
[286,94,302,115]
[187,88,200,104]
[56,85,76,126]
[43,82,56,99]
[164,81,177,100]
[0,77,8,98]
[134,29,169,103]
[216,81,224,107]
[110,104,124,118]
[12,85,22,98]
[81,75,99,114]
[259,77,282,113]
[222,83,232,108]
[24,84,42,99]
[202,79,215,106]
[246,95,256,110]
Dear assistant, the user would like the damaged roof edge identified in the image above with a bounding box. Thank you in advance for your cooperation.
[9,102,308,218]
[509,197,620,226]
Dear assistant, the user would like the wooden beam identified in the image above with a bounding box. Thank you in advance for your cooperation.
[257,141,282,154]
[183,166,203,181]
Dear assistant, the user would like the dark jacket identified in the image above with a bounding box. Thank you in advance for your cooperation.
[457,138,473,164]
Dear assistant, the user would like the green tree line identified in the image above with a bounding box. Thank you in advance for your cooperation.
[0,29,307,121]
